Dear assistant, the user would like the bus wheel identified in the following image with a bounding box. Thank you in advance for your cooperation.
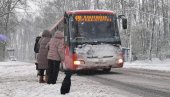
[103,67,111,73]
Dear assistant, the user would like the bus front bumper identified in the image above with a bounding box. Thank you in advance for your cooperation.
[74,58,124,70]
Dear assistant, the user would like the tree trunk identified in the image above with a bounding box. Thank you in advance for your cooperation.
[128,2,132,62]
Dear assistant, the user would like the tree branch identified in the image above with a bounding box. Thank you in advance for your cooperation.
[0,0,21,17]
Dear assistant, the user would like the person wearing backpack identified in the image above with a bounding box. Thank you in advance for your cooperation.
[37,30,52,83]
[34,32,42,76]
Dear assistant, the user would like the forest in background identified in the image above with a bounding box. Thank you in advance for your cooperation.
[0,0,170,61]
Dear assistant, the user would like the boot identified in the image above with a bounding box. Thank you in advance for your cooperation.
[44,75,48,83]
[39,76,45,83]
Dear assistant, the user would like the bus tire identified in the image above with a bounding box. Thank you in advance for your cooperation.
[103,67,111,73]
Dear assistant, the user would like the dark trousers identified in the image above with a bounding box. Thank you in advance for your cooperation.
[38,69,45,76]
[47,59,60,84]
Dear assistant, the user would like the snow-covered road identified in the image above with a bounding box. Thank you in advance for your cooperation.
[0,59,170,97]
[85,68,170,97]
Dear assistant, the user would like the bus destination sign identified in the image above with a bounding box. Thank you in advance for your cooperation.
[75,15,112,22]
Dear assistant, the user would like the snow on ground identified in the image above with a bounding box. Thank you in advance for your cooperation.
[124,58,170,71]
[0,61,127,97]
[0,58,170,97]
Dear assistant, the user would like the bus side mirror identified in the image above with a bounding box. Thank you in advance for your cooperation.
[122,18,127,29]
[118,15,127,29]
[64,11,68,24]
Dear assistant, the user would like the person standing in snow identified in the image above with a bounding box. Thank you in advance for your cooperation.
[46,31,64,84]
[37,30,52,83]
[34,32,42,76]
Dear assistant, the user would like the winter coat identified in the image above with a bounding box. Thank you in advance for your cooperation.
[37,30,52,69]
[47,31,64,61]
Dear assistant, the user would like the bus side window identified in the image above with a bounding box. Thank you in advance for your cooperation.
[69,17,76,39]
[64,17,69,45]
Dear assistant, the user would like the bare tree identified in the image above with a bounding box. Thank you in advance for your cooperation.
[0,0,28,61]
[5,0,170,61]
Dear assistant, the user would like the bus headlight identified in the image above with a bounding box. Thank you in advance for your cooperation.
[117,58,123,64]
[74,61,81,65]
[74,60,85,65]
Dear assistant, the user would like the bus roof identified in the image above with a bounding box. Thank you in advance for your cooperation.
[49,17,64,32]
[66,10,116,15]
[49,10,116,33]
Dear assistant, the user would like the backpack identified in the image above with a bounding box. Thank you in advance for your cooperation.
[60,72,72,94]
[34,36,41,53]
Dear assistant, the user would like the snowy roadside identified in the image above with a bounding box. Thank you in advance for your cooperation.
[124,58,170,71]
[0,61,128,97]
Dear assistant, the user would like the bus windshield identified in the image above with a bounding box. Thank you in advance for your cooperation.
[69,14,121,44]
